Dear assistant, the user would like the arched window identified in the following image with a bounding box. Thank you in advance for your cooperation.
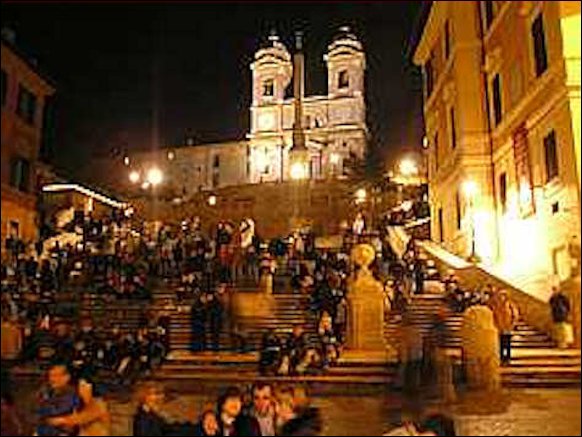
[338,70,349,89]
[262,79,274,96]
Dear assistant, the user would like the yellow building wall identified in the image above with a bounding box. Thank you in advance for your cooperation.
[416,1,581,305]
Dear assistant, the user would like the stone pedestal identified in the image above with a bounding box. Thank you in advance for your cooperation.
[346,244,386,352]
[461,305,501,392]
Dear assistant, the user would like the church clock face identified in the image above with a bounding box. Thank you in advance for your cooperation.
[258,113,275,131]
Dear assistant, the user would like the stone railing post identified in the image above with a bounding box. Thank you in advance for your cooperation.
[461,305,501,392]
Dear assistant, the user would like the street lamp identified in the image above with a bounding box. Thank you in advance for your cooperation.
[355,188,367,204]
[208,195,217,206]
[146,167,163,187]
[129,170,140,184]
[462,180,479,262]
[399,158,419,177]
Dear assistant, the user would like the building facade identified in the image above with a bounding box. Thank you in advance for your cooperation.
[1,34,55,255]
[414,1,581,302]
[95,27,368,199]
[248,27,367,183]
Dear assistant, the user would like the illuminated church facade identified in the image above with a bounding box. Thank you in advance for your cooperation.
[247,27,367,183]
[93,27,368,198]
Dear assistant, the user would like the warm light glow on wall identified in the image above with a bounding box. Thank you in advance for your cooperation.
[330,152,340,165]
[462,180,478,199]
[473,209,495,265]
[290,161,308,180]
[254,149,269,174]
[498,213,546,280]
[519,177,532,208]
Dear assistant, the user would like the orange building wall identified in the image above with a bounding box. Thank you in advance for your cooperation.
[1,40,55,254]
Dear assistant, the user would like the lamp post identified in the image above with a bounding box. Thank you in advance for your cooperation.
[462,180,478,262]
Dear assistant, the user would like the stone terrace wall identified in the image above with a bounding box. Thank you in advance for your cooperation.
[133,180,397,239]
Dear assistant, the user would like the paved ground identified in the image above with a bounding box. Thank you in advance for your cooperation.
[13,380,580,436]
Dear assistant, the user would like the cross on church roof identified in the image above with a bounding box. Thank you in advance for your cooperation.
[268,29,279,43]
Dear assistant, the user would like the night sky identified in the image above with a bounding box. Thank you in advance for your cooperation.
[2,1,424,178]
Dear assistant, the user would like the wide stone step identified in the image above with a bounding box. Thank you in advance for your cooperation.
[509,357,581,367]
[154,370,393,385]
[327,366,393,376]
[161,363,257,373]
[502,376,581,388]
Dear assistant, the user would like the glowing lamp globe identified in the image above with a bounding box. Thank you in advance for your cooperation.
[146,167,163,186]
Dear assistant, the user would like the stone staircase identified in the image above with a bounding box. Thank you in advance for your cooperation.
[79,278,178,332]
[383,280,580,387]
[153,350,396,394]
[155,269,397,391]
[385,292,581,387]
[166,266,318,352]
[167,291,319,351]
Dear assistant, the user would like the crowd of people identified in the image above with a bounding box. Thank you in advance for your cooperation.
[1,202,576,437]
[133,381,324,437]
[2,361,457,436]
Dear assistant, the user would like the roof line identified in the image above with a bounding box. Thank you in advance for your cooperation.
[1,36,56,89]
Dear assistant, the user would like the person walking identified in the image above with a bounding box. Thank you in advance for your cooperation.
[549,286,573,348]
[489,289,519,365]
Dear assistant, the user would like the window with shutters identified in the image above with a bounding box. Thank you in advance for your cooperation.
[531,13,548,77]
[10,157,31,192]
[444,21,451,60]
[16,84,37,125]
[338,70,349,89]
[262,79,274,97]
[491,73,503,126]
[456,191,461,230]
[499,172,508,213]
[449,107,457,150]
[544,130,559,182]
